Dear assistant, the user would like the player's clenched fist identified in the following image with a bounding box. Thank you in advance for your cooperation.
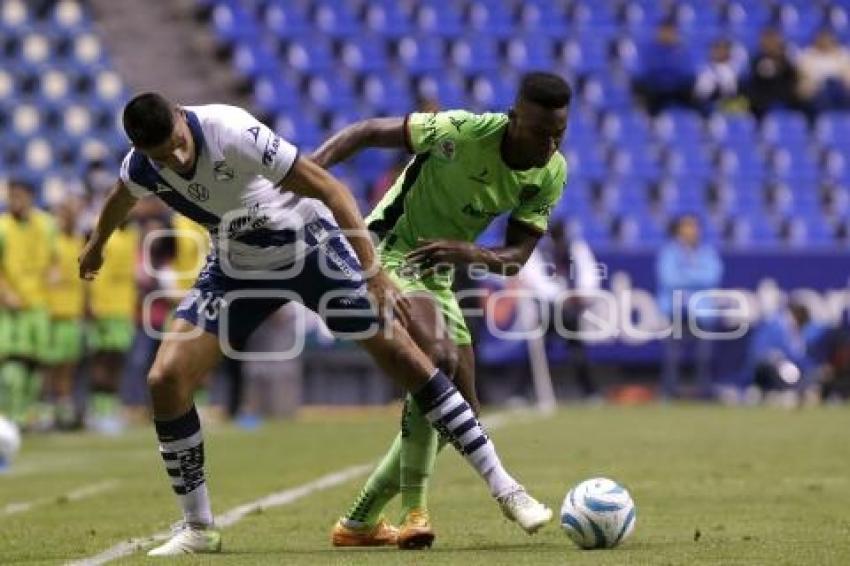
[78,241,104,281]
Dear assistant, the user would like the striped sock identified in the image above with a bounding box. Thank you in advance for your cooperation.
[154,406,214,527]
[412,370,521,499]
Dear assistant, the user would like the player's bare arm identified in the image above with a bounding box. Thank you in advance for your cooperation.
[280,156,411,324]
[78,180,138,280]
[309,117,406,168]
[407,220,542,279]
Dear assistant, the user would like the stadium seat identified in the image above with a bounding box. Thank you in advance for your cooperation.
[393,35,445,73]
[360,2,411,38]
[761,110,810,144]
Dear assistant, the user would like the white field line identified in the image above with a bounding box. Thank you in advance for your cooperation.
[1,479,120,517]
[67,408,547,565]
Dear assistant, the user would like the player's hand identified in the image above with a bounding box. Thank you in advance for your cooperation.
[78,241,105,281]
[406,238,480,279]
[0,288,22,310]
[367,269,412,328]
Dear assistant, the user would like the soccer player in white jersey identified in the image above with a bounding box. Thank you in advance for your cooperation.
[78,93,551,556]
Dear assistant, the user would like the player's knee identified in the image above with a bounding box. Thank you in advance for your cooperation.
[432,344,459,378]
[147,355,192,392]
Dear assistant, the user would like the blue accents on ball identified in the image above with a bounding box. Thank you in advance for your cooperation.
[616,505,636,544]
[586,516,608,549]
[561,512,586,539]
[584,495,626,513]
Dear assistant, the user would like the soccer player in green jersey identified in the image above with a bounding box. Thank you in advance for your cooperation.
[311,72,571,549]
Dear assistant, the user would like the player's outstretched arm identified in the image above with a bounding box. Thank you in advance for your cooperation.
[281,157,411,323]
[78,180,137,280]
[407,220,542,279]
[310,117,406,169]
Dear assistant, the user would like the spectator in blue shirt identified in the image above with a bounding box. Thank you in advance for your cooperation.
[745,302,827,404]
[656,215,723,398]
[633,20,697,115]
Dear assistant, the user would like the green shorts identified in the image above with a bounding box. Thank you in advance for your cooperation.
[88,317,134,353]
[385,262,472,347]
[0,308,51,361]
[47,318,84,364]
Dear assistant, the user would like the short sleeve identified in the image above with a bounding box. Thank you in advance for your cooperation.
[119,152,150,198]
[406,109,487,154]
[224,110,299,184]
[510,154,568,234]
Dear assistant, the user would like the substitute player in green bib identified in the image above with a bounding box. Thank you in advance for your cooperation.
[312,72,570,549]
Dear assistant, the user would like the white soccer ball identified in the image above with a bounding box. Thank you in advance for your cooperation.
[560,477,636,549]
[0,415,21,463]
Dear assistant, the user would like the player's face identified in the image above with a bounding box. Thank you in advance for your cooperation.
[138,113,195,175]
[511,100,568,168]
[677,217,700,246]
[7,186,33,217]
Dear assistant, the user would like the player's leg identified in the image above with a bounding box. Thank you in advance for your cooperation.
[396,292,462,549]
[334,291,452,547]
[146,256,293,556]
[305,231,552,533]
[0,311,27,424]
[87,318,131,431]
[47,319,82,429]
[145,318,223,556]
[357,326,552,533]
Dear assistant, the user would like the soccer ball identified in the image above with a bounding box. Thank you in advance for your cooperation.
[0,415,21,465]
[560,477,636,549]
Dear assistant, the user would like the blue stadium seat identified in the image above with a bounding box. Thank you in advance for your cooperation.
[464,1,514,38]
[412,74,466,109]
[449,35,500,73]
[505,36,553,72]
[707,113,757,144]
[304,71,356,110]
[393,35,445,73]
[211,2,258,45]
[283,34,334,72]
[310,2,359,38]
[814,112,850,146]
[232,41,279,80]
[761,110,810,144]
[412,3,463,38]
[261,2,309,37]
[252,75,301,114]
[653,109,705,143]
[361,2,411,38]
[359,72,413,115]
[339,36,388,73]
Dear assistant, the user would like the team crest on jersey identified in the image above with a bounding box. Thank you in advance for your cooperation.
[439,140,456,160]
[519,184,541,203]
[187,183,209,202]
[213,160,235,182]
[245,126,260,143]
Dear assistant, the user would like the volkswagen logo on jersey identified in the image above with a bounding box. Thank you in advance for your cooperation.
[187,183,210,202]
[213,160,235,182]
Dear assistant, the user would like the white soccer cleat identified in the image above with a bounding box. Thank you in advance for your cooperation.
[147,522,222,556]
[499,489,553,534]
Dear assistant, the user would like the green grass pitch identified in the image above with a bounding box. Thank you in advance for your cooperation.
[2,405,850,565]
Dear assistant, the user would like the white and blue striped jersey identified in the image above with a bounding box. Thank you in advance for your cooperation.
[120,104,336,270]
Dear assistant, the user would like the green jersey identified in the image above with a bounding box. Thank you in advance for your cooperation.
[366,110,568,257]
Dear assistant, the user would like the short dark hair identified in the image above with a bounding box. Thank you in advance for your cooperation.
[517,72,572,109]
[7,178,36,194]
[122,92,176,148]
